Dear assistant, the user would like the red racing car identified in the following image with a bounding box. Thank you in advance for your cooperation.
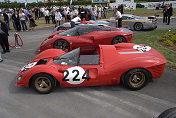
[16,43,166,94]
[40,25,133,53]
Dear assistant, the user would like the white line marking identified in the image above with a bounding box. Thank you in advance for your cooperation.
[86,90,160,117]
[72,91,134,118]
[0,67,17,74]
[127,91,176,107]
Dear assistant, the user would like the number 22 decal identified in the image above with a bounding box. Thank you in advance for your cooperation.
[62,66,91,85]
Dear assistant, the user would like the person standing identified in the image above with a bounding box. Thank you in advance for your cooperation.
[163,6,168,23]
[44,8,50,24]
[55,9,62,27]
[167,4,173,25]
[29,10,37,32]
[91,7,97,21]
[0,15,10,53]
[115,8,122,28]
[12,10,21,31]
[19,10,28,31]
[70,14,81,28]
[34,7,39,20]
[3,9,10,30]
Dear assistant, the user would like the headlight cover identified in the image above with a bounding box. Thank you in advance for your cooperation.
[17,73,24,82]
[21,62,37,72]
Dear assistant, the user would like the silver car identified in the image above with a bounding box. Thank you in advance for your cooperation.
[109,14,157,31]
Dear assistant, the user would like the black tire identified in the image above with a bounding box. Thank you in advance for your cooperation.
[134,22,143,31]
[158,108,176,118]
[31,73,56,94]
[111,36,127,45]
[58,27,66,31]
[123,69,149,90]
[53,39,70,51]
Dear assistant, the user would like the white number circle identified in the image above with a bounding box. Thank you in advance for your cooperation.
[64,66,85,85]
[133,45,151,52]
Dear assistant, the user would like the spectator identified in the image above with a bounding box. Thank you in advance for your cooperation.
[115,8,122,28]
[167,4,173,25]
[19,10,28,31]
[12,10,21,31]
[44,8,50,24]
[80,7,86,20]
[55,9,62,27]
[51,8,55,24]
[70,14,81,28]
[91,7,97,21]
[0,15,10,54]
[163,6,168,23]
[29,10,37,32]
[34,7,39,20]
[3,9,10,30]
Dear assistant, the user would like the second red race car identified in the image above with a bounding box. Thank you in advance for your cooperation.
[16,43,166,94]
[40,25,133,53]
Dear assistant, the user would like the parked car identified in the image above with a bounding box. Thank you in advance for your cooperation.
[15,43,166,94]
[40,25,133,53]
[136,4,145,8]
[109,14,157,31]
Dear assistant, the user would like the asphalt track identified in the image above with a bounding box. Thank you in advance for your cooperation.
[0,18,176,118]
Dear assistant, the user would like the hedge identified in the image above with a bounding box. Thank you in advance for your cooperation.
[0,1,92,8]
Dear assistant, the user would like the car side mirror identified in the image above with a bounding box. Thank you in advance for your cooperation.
[65,49,68,52]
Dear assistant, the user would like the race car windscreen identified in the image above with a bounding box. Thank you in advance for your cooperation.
[58,27,79,36]
[53,48,80,66]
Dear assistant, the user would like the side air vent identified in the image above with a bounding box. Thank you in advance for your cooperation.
[37,59,48,65]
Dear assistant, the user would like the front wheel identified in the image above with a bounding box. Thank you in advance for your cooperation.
[53,39,70,51]
[123,69,149,90]
[158,107,176,118]
[31,73,56,94]
[111,36,126,45]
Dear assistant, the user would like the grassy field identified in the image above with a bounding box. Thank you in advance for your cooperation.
[107,8,176,18]
[9,17,55,31]
[132,29,176,69]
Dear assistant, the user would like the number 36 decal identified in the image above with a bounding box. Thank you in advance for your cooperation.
[62,66,91,85]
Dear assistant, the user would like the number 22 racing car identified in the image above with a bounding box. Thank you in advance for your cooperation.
[15,43,166,94]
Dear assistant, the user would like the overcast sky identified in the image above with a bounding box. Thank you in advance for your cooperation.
[0,0,44,3]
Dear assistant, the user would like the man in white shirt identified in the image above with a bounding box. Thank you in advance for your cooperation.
[70,14,81,28]
[44,8,50,24]
[55,9,62,26]
[115,8,122,28]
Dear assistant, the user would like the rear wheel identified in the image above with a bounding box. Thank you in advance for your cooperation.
[111,36,126,45]
[134,22,143,31]
[31,73,56,94]
[123,69,149,90]
[53,39,70,51]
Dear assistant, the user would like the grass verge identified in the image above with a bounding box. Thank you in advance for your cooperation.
[132,29,176,69]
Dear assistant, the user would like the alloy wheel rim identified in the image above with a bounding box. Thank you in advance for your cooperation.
[129,72,145,87]
[35,77,52,92]
[55,41,68,51]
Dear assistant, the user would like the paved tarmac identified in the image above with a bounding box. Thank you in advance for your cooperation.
[0,18,176,118]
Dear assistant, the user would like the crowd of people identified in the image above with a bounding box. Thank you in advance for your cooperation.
[0,4,110,62]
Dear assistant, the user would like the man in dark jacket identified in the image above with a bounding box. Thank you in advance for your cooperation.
[12,10,21,31]
[167,4,173,25]
[0,16,10,53]
[3,9,10,30]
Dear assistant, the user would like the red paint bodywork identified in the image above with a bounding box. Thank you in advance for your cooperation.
[40,27,133,53]
[16,43,166,88]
